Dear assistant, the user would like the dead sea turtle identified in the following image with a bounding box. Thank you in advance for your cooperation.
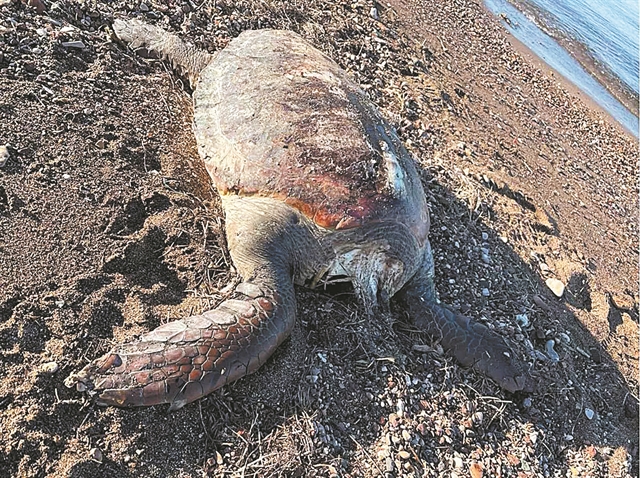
[65,20,530,410]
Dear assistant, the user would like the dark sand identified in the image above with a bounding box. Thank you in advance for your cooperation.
[0,0,637,476]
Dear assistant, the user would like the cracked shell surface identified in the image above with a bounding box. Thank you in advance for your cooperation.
[194,30,425,231]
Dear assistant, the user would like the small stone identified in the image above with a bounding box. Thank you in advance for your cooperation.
[470,462,483,478]
[515,314,529,327]
[398,450,410,460]
[453,456,463,468]
[545,339,560,362]
[62,173,71,180]
[584,408,594,420]
[481,232,489,241]
[62,41,86,49]
[481,288,490,297]
[89,447,103,463]
[369,7,379,20]
[385,457,394,472]
[523,397,532,408]
[402,430,411,441]
[0,145,9,167]
[388,413,399,427]
[472,411,483,425]
[564,434,573,441]
[140,2,149,12]
[40,362,59,374]
[545,278,565,297]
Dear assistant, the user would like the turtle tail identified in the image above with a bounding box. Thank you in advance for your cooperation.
[112,19,212,87]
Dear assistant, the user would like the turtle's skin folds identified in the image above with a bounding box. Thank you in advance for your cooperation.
[65,21,530,410]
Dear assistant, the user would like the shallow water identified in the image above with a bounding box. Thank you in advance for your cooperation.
[484,0,639,137]
[520,0,639,96]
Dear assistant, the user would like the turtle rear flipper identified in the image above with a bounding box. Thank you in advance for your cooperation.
[112,19,212,87]
[66,197,324,410]
[398,246,533,393]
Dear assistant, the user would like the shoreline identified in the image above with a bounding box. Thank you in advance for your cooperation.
[502,27,635,138]
[506,0,639,122]
[483,0,639,137]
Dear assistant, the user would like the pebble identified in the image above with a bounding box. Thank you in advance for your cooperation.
[545,278,565,297]
[369,7,379,20]
[385,457,394,472]
[481,232,489,241]
[480,247,491,263]
[398,450,410,460]
[140,2,149,12]
[472,411,483,425]
[481,288,490,297]
[545,340,560,362]
[40,362,59,374]
[470,462,484,478]
[522,397,532,408]
[0,145,9,167]
[89,447,103,463]
[584,408,595,420]
[515,313,529,327]
[61,41,87,49]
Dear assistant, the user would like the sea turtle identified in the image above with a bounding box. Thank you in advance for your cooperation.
[65,20,530,410]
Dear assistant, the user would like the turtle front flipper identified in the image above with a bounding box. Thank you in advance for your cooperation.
[66,197,324,410]
[398,244,533,393]
[65,281,291,411]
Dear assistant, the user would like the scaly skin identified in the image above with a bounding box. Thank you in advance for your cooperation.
[66,283,285,410]
[65,21,532,410]
[398,275,532,393]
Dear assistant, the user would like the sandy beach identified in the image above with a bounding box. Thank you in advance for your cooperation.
[0,0,637,476]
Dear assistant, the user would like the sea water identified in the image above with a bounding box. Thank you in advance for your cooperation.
[484,0,639,136]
